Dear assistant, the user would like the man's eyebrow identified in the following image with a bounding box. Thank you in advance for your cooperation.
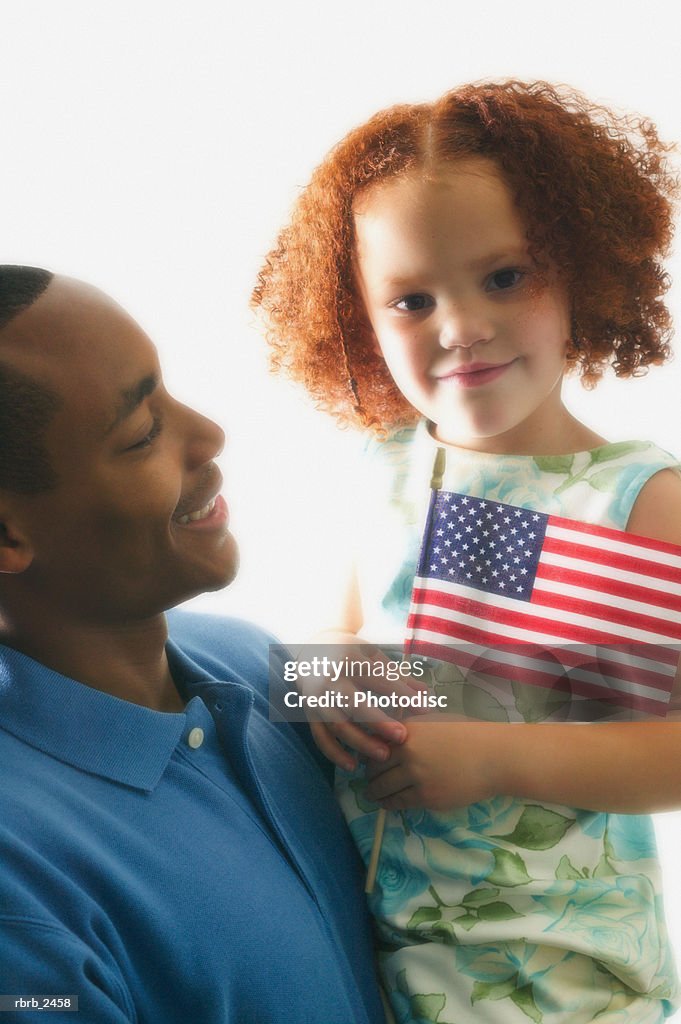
[104,374,159,436]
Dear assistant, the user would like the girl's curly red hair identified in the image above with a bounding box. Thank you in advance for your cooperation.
[252,81,678,430]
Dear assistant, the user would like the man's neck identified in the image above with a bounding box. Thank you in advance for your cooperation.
[0,611,185,712]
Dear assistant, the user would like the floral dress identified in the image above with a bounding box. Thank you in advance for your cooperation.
[337,421,681,1024]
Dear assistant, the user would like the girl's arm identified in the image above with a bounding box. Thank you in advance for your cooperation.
[365,715,681,813]
[365,469,681,814]
[304,564,407,770]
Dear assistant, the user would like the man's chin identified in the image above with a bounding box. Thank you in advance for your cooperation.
[187,536,240,599]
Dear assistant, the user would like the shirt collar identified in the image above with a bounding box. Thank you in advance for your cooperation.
[0,640,243,792]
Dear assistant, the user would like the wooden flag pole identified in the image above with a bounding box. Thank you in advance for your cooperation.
[364,808,386,893]
[364,446,447,895]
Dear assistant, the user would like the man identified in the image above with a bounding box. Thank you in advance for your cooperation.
[0,267,385,1023]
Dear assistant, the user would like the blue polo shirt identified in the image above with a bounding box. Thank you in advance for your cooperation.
[0,612,385,1023]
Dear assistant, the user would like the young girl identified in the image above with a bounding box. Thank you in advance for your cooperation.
[253,81,681,1023]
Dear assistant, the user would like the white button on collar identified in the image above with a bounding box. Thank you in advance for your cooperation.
[187,727,205,749]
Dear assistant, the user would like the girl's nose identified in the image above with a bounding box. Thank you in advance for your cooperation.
[438,302,494,350]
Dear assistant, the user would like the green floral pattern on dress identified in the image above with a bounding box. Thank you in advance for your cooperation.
[341,422,681,1023]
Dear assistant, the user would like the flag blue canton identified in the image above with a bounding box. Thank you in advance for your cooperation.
[417,492,549,603]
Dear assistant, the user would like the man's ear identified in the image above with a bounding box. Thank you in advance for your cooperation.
[0,514,34,574]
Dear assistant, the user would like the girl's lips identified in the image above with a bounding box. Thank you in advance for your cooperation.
[437,360,514,388]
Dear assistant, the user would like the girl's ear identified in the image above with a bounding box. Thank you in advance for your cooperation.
[0,514,34,574]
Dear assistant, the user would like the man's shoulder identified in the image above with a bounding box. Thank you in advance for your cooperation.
[167,609,330,778]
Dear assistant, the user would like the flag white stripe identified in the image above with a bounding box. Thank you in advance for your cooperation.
[411,576,680,645]
[408,627,674,701]
[540,550,681,597]
[533,575,681,625]
[546,523,681,570]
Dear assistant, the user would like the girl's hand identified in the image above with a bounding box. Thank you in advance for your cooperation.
[296,630,422,771]
[364,718,499,811]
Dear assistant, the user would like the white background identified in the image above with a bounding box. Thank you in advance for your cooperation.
[3,0,681,997]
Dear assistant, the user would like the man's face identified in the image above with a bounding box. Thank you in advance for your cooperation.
[1,277,237,622]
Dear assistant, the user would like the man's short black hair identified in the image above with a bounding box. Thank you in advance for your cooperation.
[0,266,61,494]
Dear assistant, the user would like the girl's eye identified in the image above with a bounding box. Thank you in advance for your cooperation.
[391,294,434,313]
[127,417,163,451]
[487,268,524,292]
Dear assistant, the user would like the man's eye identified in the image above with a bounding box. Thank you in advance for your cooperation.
[127,417,163,451]
[487,269,524,291]
[391,294,434,312]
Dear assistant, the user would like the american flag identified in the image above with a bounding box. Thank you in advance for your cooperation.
[405,488,681,717]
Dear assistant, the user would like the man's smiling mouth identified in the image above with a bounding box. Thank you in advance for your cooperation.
[174,497,217,525]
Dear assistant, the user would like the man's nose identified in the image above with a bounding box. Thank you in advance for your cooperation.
[183,404,225,465]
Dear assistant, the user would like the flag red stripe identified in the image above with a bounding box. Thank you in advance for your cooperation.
[528,586,681,639]
[406,638,668,716]
[542,535,681,585]
[405,615,676,688]
[534,561,681,614]
[409,587,679,646]
[408,600,680,669]
[549,513,681,557]
[408,636,671,712]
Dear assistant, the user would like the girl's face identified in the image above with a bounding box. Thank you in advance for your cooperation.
[353,158,577,454]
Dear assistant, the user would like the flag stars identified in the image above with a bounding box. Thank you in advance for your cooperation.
[424,491,545,601]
